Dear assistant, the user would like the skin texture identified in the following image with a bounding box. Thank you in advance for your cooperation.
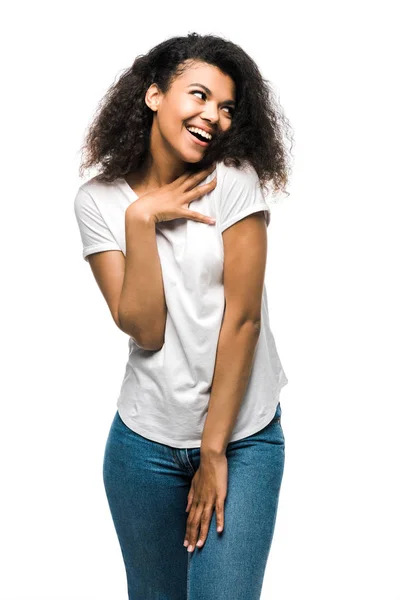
[125,61,236,192]
[140,62,268,553]
[89,61,269,553]
[79,34,293,195]
[184,211,267,552]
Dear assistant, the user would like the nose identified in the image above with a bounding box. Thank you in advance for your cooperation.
[201,102,219,125]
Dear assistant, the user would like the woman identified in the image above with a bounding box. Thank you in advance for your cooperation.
[74,32,293,600]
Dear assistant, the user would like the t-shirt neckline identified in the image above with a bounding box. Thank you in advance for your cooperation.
[118,177,139,201]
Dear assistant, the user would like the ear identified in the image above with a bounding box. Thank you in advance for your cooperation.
[145,83,161,112]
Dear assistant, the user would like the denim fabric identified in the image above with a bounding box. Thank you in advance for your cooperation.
[103,402,285,599]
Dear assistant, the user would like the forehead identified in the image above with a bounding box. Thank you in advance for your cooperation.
[174,62,235,96]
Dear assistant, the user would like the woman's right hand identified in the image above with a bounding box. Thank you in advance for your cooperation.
[126,164,218,226]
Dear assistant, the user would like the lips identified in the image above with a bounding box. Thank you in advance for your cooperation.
[185,127,210,147]
[186,126,211,141]
[185,124,214,136]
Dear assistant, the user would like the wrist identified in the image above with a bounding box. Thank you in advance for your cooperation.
[200,445,226,459]
[126,202,156,227]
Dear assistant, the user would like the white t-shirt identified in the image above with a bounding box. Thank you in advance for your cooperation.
[74,160,288,448]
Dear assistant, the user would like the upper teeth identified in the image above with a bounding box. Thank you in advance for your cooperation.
[187,126,212,140]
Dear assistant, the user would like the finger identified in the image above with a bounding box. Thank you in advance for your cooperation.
[215,499,225,533]
[169,163,216,191]
[169,170,193,189]
[181,209,216,225]
[185,505,200,550]
[182,165,217,192]
[184,176,217,203]
[185,491,194,513]
[183,498,193,546]
[184,502,197,546]
[186,504,203,552]
[195,505,213,548]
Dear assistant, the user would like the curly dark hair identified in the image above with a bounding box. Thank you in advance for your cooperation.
[78,32,294,196]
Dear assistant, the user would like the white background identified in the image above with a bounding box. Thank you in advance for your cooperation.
[1,0,399,598]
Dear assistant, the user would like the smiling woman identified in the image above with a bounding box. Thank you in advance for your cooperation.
[74,32,293,600]
[137,61,237,167]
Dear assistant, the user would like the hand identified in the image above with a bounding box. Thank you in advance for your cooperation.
[127,163,217,226]
[184,453,228,553]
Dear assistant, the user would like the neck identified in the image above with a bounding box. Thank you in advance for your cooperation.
[136,121,188,190]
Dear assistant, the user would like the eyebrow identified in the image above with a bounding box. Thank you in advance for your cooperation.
[186,83,236,106]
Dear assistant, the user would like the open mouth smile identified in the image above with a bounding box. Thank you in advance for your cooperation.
[185,125,212,147]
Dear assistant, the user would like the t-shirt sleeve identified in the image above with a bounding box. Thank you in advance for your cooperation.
[218,162,271,233]
[73,187,121,262]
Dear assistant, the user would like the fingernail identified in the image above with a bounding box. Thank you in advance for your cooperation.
[217,526,223,532]
[196,540,203,547]
[188,545,193,552]
[183,540,189,547]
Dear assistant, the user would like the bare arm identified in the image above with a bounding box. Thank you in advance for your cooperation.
[86,165,216,352]
[200,211,267,456]
[118,207,167,351]
[86,207,166,351]
[117,164,217,350]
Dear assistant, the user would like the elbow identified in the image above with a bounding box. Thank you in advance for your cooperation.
[147,338,165,352]
[117,313,165,352]
[124,328,164,352]
[138,330,165,351]
[223,311,262,335]
[240,319,261,336]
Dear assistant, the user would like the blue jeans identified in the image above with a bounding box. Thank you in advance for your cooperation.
[103,402,285,599]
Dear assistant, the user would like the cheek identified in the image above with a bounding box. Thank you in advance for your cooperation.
[158,108,181,136]
[160,101,193,133]
[221,119,232,132]
[179,97,199,119]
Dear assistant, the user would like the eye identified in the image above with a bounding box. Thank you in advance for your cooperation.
[191,90,207,100]
[190,90,235,117]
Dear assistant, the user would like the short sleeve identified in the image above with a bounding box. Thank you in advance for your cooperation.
[217,162,271,233]
[73,187,121,262]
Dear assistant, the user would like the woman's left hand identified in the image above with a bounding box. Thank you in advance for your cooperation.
[184,453,228,552]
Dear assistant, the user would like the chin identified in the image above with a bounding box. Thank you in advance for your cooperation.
[185,156,204,164]
[179,150,205,164]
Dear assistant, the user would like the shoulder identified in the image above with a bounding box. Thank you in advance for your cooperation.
[74,176,100,206]
[76,174,111,198]
[74,175,124,214]
[73,176,112,223]
[214,160,271,232]
[74,184,92,217]
[216,159,260,188]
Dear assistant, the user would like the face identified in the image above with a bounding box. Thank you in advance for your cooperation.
[145,61,236,164]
